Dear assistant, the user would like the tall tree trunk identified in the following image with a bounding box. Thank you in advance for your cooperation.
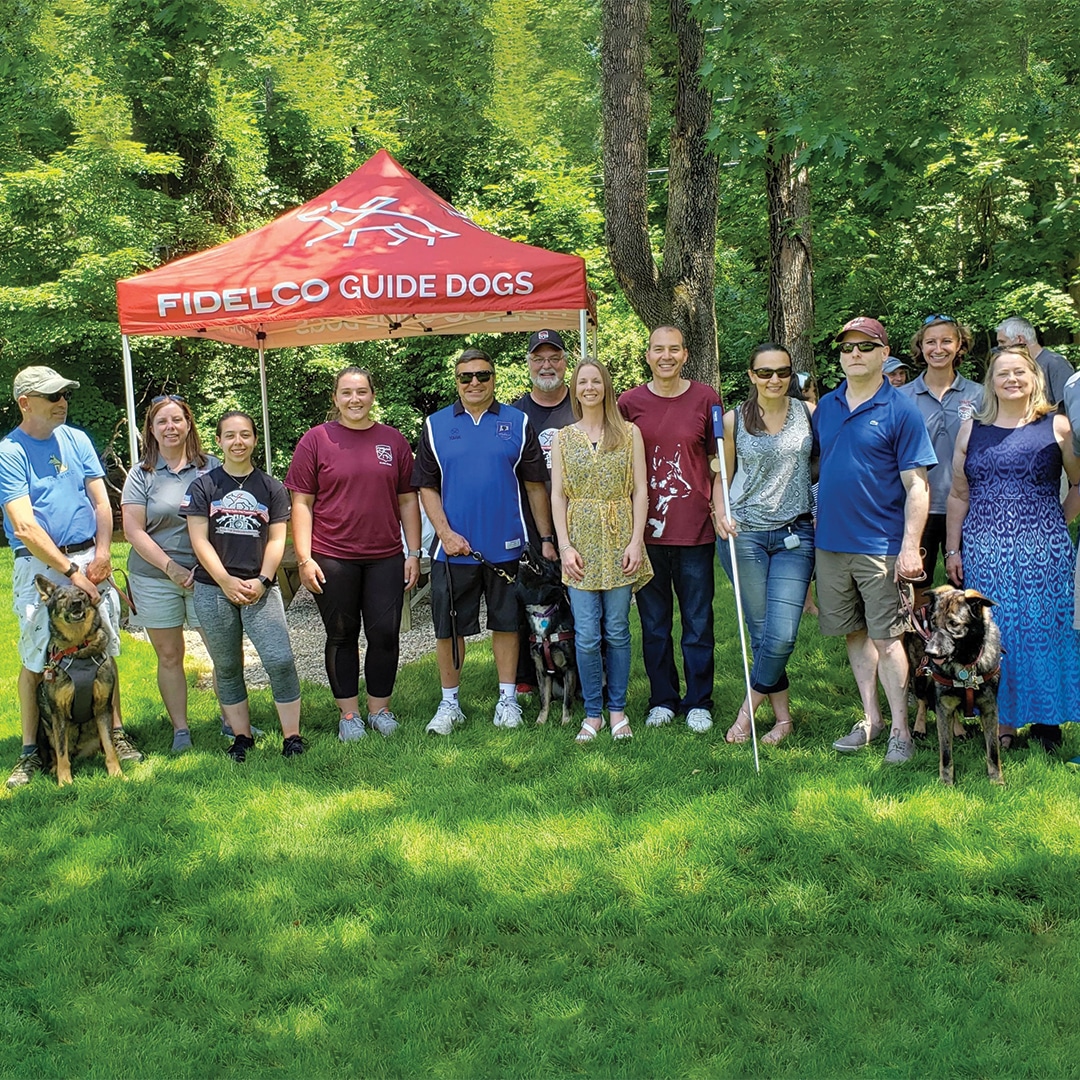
[601,0,719,387]
[766,147,814,373]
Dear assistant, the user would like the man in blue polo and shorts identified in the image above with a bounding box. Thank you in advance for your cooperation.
[1,366,142,789]
[413,348,558,734]
[813,318,936,765]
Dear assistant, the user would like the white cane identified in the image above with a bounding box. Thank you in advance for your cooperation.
[712,404,760,773]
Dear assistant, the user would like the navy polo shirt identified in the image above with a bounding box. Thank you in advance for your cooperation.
[813,378,937,555]
[899,372,982,513]
[413,400,547,565]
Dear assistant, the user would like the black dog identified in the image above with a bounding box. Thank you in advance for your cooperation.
[35,575,122,786]
[905,585,1003,786]
[516,548,577,725]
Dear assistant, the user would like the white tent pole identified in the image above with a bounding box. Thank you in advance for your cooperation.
[121,334,139,468]
[257,332,271,473]
[579,308,589,361]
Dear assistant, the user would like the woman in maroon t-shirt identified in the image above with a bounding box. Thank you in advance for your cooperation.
[285,367,422,741]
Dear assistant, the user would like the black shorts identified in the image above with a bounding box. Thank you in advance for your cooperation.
[431,560,520,638]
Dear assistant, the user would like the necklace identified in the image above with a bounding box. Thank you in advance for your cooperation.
[226,469,256,488]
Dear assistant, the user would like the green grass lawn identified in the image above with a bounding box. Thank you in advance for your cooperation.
[2,546,1080,1078]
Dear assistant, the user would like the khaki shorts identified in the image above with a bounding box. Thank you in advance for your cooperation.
[127,569,201,630]
[815,549,906,640]
[12,548,121,672]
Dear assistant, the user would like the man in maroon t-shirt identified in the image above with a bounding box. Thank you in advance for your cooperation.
[618,326,721,733]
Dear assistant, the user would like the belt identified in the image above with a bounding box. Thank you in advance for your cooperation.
[13,537,95,560]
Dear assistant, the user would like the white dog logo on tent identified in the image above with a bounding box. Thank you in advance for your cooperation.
[298,197,460,248]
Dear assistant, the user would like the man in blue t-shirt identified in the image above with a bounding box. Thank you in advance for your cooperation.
[0,366,141,789]
[413,348,557,735]
[813,318,936,766]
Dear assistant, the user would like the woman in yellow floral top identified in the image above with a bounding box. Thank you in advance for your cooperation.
[551,360,652,743]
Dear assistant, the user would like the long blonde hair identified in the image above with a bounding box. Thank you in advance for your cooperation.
[569,361,630,452]
[975,345,1052,425]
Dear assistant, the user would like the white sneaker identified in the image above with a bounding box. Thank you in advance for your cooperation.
[645,706,675,727]
[686,708,713,733]
[493,696,523,728]
[367,709,399,736]
[426,700,465,736]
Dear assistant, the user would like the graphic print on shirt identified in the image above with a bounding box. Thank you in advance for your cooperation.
[536,427,559,471]
[376,444,393,466]
[49,454,67,475]
[208,488,270,534]
[647,444,691,537]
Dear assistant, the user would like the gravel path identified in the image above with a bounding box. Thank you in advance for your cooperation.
[128,583,491,690]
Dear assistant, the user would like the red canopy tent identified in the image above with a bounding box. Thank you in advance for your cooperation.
[116,149,596,466]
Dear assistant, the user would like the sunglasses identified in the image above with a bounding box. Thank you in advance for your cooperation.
[152,394,186,404]
[923,314,957,325]
[457,370,494,384]
[27,390,73,402]
[751,366,793,380]
[839,341,882,354]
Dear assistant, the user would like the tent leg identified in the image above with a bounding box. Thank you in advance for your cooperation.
[579,309,589,361]
[121,334,139,469]
[257,335,272,473]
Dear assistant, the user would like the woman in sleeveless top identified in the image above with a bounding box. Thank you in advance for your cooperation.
[715,344,815,747]
[945,345,1080,753]
[551,360,653,743]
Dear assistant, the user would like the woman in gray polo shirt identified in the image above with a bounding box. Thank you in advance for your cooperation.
[121,395,218,752]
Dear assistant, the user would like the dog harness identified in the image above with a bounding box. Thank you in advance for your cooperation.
[44,643,109,724]
[528,603,575,676]
[915,650,1001,720]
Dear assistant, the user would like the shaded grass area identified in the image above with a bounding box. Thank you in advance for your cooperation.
[2,548,1080,1077]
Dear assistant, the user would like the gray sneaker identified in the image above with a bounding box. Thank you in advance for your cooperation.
[493,696,523,728]
[426,699,466,736]
[832,721,883,753]
[884,734,915,765]
[338,712,367,742]
[6,750,43,790]
[645,706,675,727]
[367,709,399,736]
[686,708,713,733]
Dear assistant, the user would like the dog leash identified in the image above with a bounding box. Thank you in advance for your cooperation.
[108,568,137,616]
[469,550,518,584]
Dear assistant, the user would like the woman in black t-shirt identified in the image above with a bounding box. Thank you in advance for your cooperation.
[182,411,303,761]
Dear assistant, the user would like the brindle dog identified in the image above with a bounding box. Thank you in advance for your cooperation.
[905,585,1003,786]
[34,575,122,786]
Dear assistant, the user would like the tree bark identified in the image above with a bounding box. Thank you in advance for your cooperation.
[765,147,814,373]
[601,0,719,386]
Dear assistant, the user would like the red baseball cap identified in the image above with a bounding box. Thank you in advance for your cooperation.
[835,317,888,348]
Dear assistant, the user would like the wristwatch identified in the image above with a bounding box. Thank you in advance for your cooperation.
[257,574,274,589]
[945,549,960,558]
[63,562,78,578]
[407,548,423,558]
[540,535,556,545]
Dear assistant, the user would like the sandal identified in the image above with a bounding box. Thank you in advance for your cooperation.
[576,717,604,744]
[761,719,793,746]
[725,709,753,744]
[610,717,633,740]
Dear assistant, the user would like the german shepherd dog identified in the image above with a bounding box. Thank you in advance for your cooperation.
[34,575,122,786]
[517,547,577,725]
[905,585,1003,786]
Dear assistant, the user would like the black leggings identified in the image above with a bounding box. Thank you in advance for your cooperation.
[312,553,404,700]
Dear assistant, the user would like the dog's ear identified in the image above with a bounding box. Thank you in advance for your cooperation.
[963,589,996,609]
[34,574,56,602]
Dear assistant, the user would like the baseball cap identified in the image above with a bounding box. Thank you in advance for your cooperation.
[835,317,888,348]
[528,329,566,353]
[883,357,911,374]
[13,366,81,401]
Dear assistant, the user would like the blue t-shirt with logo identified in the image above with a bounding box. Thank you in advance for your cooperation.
[0,424,103,548]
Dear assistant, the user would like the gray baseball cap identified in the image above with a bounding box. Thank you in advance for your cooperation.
[13,366,80,401]
[883,357,911,375]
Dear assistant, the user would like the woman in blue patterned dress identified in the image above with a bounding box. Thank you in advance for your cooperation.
[945,345,1080,751]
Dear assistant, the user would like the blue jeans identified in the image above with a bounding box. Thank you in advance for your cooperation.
[568,585,633,717]
[717,518,815,694]
[193,583,301,706]
[635,543,715,712]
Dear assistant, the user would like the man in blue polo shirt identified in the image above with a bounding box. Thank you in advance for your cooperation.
[813,317,936,765]
[413,348,557,735]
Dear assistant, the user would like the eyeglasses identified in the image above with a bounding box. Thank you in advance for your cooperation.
[27,390,73,402]
[457,370,494,384]
[839,341,882,354]
[152,394,186,404]
[751,366,793,380]
[528,352,565,362]
[923,314,957,325]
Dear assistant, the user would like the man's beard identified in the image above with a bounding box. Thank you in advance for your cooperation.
[532,374,563,392]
